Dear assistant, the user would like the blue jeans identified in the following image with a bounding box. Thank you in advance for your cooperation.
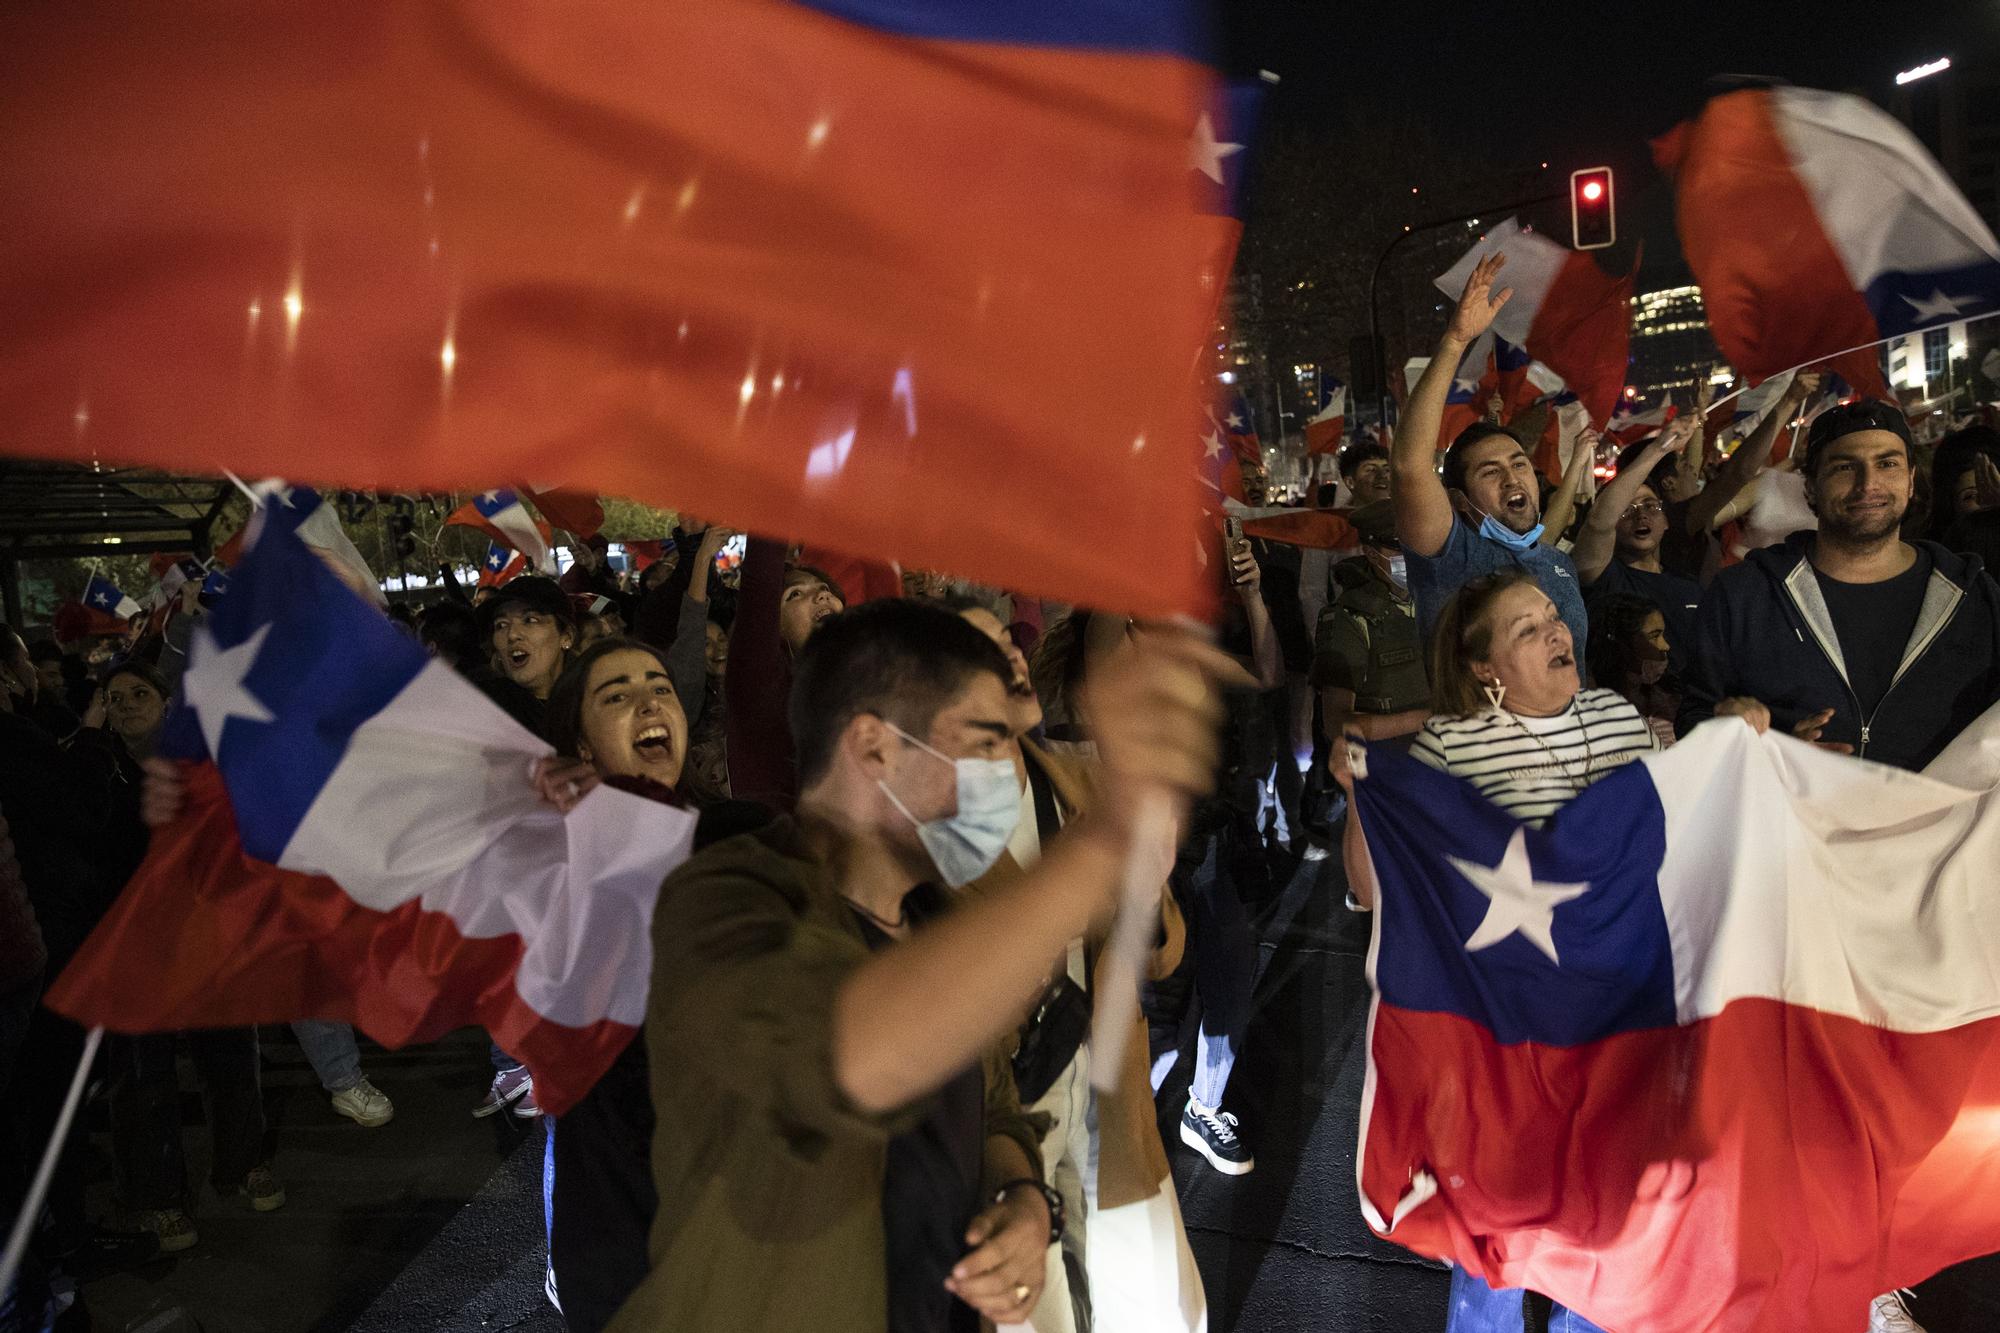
[1447,1266,1607,1333]
[290,1020,361,1093]
[1189,846,1257,1110]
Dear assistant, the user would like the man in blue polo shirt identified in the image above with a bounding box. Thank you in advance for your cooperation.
[1390,252,1587,652]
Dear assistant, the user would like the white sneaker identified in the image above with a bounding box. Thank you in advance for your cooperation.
[330,1077,395,1127]
[1869,1291,1927,1333]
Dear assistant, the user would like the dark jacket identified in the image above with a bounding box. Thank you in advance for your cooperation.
[1677,533,2000,770]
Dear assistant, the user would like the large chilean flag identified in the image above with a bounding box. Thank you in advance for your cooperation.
[1655,85,2000,398]
[47,501,697,1117]
[1354,714,2000,1332]
[1434,218,1635,430]
[0,2,1213,619]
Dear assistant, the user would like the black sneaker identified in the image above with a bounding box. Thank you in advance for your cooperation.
[1180,1098,1255,1175]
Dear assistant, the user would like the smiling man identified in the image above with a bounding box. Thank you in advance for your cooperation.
[1391,253,1588,655]
[1678,399,2000,769]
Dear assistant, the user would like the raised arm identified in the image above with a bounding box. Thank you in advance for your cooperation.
[833,631,1239,1113]
[1572,416,1695,584]
[1685,372,1820,537]
[1393,252,1513,558]
[1229,539,1284,690]
[1538,426,1600,547]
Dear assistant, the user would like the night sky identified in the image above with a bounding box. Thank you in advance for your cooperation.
[1217,1,1997,278]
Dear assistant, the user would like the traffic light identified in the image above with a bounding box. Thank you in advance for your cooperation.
[1570,166,1615,250]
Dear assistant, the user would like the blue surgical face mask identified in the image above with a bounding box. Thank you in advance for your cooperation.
[877,722,1022,887]
[1476,509,1545,551]
[1386,553,1409,590]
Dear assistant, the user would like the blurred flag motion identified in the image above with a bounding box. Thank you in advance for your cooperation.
[0,1,1214,618]
[1656,85,2000,398]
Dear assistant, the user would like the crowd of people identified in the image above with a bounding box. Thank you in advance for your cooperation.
[3,257,1999,1333]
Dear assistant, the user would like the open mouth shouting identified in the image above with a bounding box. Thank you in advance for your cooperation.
[633,722,678,764]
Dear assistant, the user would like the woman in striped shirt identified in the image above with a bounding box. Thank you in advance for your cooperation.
[1410,573,1658,830]
[1377,571,1653,1333]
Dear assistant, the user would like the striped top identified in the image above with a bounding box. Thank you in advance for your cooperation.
[1411,688,1657,826]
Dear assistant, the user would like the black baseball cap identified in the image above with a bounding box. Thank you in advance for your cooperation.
[477,575,574,637]
[1349,499,1399,549]
[1803,399,1913,476]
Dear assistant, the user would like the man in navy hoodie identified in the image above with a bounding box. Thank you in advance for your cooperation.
[1678,398,2000,771]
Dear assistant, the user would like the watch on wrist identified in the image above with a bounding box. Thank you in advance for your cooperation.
[993,1177,1064,1247]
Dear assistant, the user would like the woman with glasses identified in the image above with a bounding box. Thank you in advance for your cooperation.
[1573,416,1707,678]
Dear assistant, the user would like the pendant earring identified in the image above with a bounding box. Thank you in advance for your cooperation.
[1482,680,1506,711]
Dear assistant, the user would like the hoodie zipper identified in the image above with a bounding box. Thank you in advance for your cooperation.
[1785,570,1963,759]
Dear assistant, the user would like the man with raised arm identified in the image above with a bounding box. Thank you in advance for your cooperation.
[1392,253,1588,653]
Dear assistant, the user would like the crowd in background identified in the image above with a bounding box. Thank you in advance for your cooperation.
[3,263,2000,1333]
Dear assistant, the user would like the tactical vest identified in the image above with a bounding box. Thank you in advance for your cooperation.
[1321,574,1428,714]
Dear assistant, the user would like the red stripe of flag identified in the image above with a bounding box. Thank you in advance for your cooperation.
[46,764,633,1117]
[1654,91,1888,397]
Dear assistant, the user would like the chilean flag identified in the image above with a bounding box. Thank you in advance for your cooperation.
[0,2,1214,622]
[1353,715,2000,1332]
[1607,400,1675,445]
[47,506,698,1117]
[81,574,140,624]
[1434,218,1636,428]
[1221,392,1263,466]
[1656,86,2000,399]
[477,540,526,589]
[447,490,555,574]
[1304,377,1347,456]
[1193,76,1272,329]
[1434,335,1502,453]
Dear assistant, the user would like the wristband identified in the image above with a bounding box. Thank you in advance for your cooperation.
[993,1177,1064,1247]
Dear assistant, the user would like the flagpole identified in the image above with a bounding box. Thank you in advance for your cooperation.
[1705,307,2000,418]
[0,1025,103,1302]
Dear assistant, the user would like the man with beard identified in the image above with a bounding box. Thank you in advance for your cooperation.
[1571,416,1706,678]
[1392,253,1588,654]
[1678,399,2000,772]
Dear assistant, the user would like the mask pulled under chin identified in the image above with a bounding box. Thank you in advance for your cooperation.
[1477,510,1545,551]
[877,724,1022,888]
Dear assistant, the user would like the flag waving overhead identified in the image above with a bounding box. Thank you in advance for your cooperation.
[81,575,140,623]
[47,507,698,1117]
[1304,378,1347,456]
[0,2,1212,619]
[448,490,556,574]
[478,541,527,588]
[1655,86,2000,398]
[1434,219,1636,428]
[1353,715,2000,1333]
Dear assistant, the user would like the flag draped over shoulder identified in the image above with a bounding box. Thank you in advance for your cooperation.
[47,503,698,1117]
[1353,714,2000,1332]
[0,1,1213,618]
[1654,85,2000,399]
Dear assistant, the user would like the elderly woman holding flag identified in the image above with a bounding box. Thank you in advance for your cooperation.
[1335,570,1928,1332]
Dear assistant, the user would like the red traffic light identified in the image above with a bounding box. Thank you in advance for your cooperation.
[1570,167,1615,250]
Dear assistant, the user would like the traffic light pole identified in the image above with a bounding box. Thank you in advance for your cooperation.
[1366,191,1566,424]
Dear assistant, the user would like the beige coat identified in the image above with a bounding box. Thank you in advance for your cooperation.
[971,737,1185,1211]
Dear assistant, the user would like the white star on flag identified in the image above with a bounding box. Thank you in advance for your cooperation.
[184,622,277,757]
[1453,377,1482,399]
[1446,827,1590,965]
[1202,429,1226,461]
[1225,412,1245,430]
[93,592,110,606]
[479,490,502,505]
[1189,112,1243,186]
[1901,289,1979,323]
